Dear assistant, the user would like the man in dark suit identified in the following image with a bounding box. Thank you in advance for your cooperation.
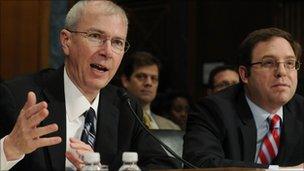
[183,27,304,169]
[0,1,178,170]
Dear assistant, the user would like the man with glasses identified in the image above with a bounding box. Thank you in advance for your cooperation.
[120,51,180,130]
[0,1,178,170]
[184,27,304,169]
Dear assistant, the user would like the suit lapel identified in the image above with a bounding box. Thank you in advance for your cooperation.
[274,103,302,163]
[94,87,119,165]
[236,89,257,162]
[41,67,66,170]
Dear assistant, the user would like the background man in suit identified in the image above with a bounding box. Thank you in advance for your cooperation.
[207,65,239,94]
[183,27,304,169]
[120,51,180,130]
[0,1,178,170]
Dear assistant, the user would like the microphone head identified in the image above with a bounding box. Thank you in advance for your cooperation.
[117,88,130,102]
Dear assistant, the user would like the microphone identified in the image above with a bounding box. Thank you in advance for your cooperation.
[117,89,197,168]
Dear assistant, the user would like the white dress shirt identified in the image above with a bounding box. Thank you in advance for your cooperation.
[245,96,282,169]
[0,67,99,170]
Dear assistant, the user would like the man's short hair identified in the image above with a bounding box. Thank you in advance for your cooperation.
[65,0,128,31]
[208,65,238,89]
[237,27,301,75]
[122,51,161,79]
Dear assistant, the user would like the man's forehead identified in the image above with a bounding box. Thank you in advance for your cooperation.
[134,65,159,73]
[251,37,295,59]
[77,5,127,36]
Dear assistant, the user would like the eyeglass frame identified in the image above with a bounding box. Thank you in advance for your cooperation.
[65,28,130,54]
[249,56,301,71]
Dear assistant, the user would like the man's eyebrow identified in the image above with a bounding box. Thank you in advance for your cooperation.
[262,55,296,59]
[86,28,126,40]
[86,28,105,34]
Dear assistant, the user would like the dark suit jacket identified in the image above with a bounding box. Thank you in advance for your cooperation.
[0,67,179,171]
[183,84,304,168]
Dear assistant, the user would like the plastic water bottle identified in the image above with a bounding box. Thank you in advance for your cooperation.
[118,152,141,171]
[81,152,108,171]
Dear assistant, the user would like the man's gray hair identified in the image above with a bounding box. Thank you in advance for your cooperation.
[65,0,128,30]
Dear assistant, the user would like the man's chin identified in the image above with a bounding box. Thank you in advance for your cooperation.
[89,80,109,91]
[271,94,293,106]
[140,97,153,105]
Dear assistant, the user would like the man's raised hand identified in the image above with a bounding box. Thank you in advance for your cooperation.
[3,91,62,160]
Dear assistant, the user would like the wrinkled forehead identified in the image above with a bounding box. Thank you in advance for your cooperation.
[77,3,128,37]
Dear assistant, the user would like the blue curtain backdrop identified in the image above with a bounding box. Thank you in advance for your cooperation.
[50,1,68,69]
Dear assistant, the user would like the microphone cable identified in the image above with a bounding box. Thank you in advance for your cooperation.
[118,89,198,169]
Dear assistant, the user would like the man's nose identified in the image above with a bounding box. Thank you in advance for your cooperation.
[275,62,287,78]
[144,77,153,86]
[98,40,112,57]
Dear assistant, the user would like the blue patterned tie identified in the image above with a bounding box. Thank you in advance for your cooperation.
[81,107,96,148]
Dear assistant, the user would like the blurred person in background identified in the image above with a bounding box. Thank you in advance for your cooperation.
[207,65,239,94]
[152,91,191,130]
[121,51,180,130]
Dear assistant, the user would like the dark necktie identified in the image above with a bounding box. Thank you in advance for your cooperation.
[81,107,96,148]
[257,114,281,164]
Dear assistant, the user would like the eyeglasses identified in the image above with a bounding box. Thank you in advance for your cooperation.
[250,57,301,70]
[66,29,130,54]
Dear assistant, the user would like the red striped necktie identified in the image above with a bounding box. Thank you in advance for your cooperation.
[257,114,281,165]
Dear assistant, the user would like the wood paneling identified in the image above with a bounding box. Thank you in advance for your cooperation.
[0,0,50,80]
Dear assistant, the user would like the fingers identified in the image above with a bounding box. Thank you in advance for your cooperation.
[30,123,59,138]
[28,108,49,128]
[69,138,93,152]
[34,136,62,149]
[20,91,48,120]
[75,149,93,157]
[22,92,37,111]
[66,151,84,170]
[24,101,48,119]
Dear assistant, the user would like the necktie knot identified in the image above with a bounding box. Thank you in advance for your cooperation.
[143,111,153,129]
[84,107,96,124]
[81,107,96,148]
[268,114,281,131]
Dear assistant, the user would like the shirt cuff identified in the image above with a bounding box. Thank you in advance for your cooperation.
[1,135,24,170]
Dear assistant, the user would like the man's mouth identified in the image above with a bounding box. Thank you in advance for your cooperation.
[272,83,290,88]
[90,63,109,72]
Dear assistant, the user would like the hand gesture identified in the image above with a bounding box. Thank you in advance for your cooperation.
[3,91,62,160]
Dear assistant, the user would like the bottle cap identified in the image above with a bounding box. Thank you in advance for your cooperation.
[122,152,138,162]
[82,152,100,163]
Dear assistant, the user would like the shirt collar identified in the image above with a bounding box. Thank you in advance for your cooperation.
[64,67,99,122]
[245,95,283,127]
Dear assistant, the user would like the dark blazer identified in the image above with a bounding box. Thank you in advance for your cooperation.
[183,84,304,168]
[0,67,179,171]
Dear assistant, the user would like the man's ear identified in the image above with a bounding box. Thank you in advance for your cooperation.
[121,75,129,88]
[60,29,71,55]
[239,66,249,84]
